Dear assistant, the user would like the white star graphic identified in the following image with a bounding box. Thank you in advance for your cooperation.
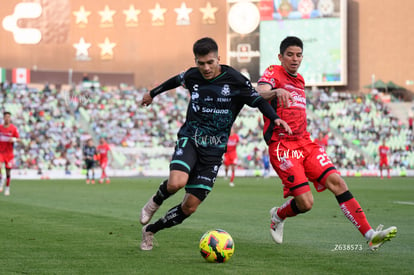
[73,6,91,24]
[174,2,193,22]
[149,3,167,22]
[73,37,91,57]
[200,2,218,22]
[98,5,116,24]
[123,4,141,23]
[98,37,116,57]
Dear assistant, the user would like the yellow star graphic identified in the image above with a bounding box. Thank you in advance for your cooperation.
[149,3,167,22]
[73,5,91,25]
[98,5,116,24]
[98,37,116,57]
[123,4,141,23]
[73,37,91,57]
[200,2,218,22]
[174,2,193,22]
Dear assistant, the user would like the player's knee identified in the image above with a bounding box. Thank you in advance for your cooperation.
[297,198,313,212]
[326,173,348,195]
[167,180,186,193]
[181,203,198,215]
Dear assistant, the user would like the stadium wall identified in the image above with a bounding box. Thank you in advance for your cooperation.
[0,1,412,91]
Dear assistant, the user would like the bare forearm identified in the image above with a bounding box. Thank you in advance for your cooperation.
[256,84,276,101]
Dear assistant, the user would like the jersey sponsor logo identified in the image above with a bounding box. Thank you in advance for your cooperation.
[193,128,225,147]
[290,91,306,108]
[250,90,260,97]
[193,84,199,92]
[197,175,213,182]
[192,103,200,112]
[263,69,273,78]
[205,96,214,101]
[221,84,231,96]
[275,142,304,162]
[201,107,229,114]
[285,84,304,93]
[217,97,231,102]
[191,92,199,100]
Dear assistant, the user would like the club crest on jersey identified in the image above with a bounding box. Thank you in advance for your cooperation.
[221,84,231,96]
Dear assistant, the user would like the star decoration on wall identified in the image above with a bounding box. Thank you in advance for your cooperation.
[98,37,117,59]
[200,2,218,24]
[149,3,167,25]
[98,5,116,25]
[73,37,91,60]
[174,2,192,25]
[123,4,141,24]
[73,6,91,25]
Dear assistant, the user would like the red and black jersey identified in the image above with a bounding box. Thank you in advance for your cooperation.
[258,65,309,144]
[0,123,19,155]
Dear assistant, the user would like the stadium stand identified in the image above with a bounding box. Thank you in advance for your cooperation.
[2,81,413,177]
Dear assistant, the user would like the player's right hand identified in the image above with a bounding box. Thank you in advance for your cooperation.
[275,88,295,108]
[140,92,153,107]
[274,118,292,135]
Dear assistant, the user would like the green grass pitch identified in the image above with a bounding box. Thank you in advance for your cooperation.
[0,177,413,274]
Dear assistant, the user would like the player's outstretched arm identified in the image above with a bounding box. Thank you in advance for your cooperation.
[140,74,183,107]
[257,83,295,107]
[140,92,153,107]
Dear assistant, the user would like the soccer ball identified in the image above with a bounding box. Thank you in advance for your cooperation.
[199,229,234,263]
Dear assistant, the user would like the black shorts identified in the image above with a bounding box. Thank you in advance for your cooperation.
[85,159,95,169]
[170,137,222,201]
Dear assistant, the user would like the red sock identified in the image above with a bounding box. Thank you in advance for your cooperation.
[230,171,235,182]
[6,178,10,187]
[102,169,106,178]
[336,191,372,236]
[276,199,299,220]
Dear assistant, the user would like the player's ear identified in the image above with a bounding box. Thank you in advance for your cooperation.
[217,55,220,63]
[278,53,283,62]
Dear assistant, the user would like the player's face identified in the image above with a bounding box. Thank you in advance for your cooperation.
[3,114,11,125]
[195,52,221,80]
[278,46,303,75]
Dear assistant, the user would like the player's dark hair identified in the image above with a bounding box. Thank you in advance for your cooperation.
[280,36,303,55]
[3,111,11,116]
[193,37,218,56]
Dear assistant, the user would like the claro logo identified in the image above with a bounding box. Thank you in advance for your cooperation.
[2,3,42,44]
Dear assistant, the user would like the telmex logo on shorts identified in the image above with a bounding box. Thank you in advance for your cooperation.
[2,3,42,44]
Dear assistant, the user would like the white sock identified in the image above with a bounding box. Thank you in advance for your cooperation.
[364,229,375,241]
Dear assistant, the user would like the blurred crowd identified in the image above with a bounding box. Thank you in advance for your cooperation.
[1,81,413,174]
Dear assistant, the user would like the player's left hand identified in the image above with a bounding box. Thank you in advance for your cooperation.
[274,118,292,135]
[140,92,153,107]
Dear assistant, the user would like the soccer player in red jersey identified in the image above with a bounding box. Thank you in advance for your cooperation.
[223,128,240,187]
[0,112,20,196]
[256,36,397,250]
[314,131,328,150]
[378,139,390,179]
[97,137,111,184]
